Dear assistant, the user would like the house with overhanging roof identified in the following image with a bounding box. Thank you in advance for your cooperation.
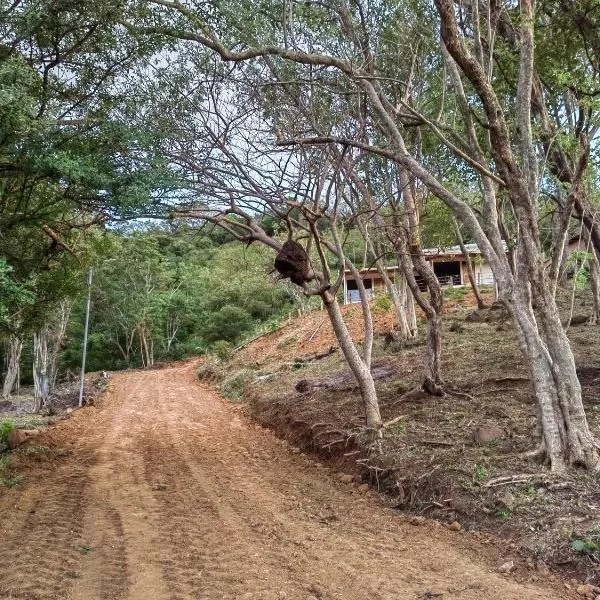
[343,243,498,305]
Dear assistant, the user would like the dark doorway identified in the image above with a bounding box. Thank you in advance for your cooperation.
[433,261,461,286]
[346,278,373,303]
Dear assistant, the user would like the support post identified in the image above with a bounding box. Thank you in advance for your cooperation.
[78,268,93,408]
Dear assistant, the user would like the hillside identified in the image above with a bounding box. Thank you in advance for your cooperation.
[206,290,600,587]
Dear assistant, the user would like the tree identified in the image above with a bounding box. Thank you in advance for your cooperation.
[128,0,599,470]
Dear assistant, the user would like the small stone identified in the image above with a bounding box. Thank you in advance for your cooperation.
[474,423,504,444]
[358,483,370,493]
[536,561,550,576]
[577,584,595,596]
[499,491,516,510]
[409,516,426,526]
[526,558,535,570]
[339,474,354,484]
[498,560,515,574]
[448,521,462,531]
[279,592,288,599]
[66,407,74,414]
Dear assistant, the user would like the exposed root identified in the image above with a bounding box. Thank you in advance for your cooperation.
[518,443,546,461]
[422,377,445,397]
[382,415,409,429]
[445,388,476,402]
[391,387,428,407]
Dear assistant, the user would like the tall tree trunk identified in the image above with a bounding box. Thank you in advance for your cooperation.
[588,247,600,324]
[33,329,50,413]
[502,221,600,472]
[2,335,22,399]
[322,290,381,430]
[398,168,444,395]
[453,220,486,309]
[48,300,72,389]
[508,292,598,472]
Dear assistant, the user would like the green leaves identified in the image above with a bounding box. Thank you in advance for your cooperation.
[0,258,36,333]
[571,538,599,554]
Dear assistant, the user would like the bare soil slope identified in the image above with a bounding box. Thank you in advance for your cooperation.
[0,362,576,599]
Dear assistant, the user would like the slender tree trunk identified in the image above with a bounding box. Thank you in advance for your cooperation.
[2,335,22,399]
[322,291,381,429]
[398,168,444,395]
[401,274,418,336]
[453,220,486,309]
[48,301,72,389]
[396,234,444,395]
[421,282,444,396]
[342,263,374,369]
[380,268,414,339]
[548,192,573,296]
[354,214,412,339]
[33,329,50,413]
[139,322,154,368]
[588,247,600,324]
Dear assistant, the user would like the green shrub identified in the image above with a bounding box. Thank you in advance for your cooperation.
[197,358,222,382]
[203,305,253,344]
[0,420,15,445]
[571,538,599,554]
[374,295,392,313]
[211,340,233,361]
[220,368,255,401]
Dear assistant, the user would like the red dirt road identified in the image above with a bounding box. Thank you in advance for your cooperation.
[0,363,573,599]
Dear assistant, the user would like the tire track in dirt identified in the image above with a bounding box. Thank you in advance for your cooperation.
[0,465,88,599]
[0,362,578,600]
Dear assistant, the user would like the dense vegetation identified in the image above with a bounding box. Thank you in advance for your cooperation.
[59,226,298,372]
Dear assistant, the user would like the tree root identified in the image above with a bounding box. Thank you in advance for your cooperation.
[422,377,445,397]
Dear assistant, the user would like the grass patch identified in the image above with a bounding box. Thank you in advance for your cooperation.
[220,368,256,402]
[0,453,25,487]
[0,420,15,444]
[444,287,469,301]
[17,444,52,457]
[277,335,298,349]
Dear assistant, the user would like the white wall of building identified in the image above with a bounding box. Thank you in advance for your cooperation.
[475,262,495,286]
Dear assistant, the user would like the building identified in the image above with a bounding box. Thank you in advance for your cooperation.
[343,243,497,304]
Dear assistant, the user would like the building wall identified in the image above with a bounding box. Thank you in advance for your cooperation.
[343,258,497,304]
[475,262,495,286]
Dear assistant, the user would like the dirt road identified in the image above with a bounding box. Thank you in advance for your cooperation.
[0,363,572,599]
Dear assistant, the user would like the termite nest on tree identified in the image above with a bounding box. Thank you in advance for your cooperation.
[274,240,314,286]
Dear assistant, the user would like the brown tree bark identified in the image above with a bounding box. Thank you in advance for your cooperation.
[453,220,486,309]
[2,335,22,399]
[33,329,50,413]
